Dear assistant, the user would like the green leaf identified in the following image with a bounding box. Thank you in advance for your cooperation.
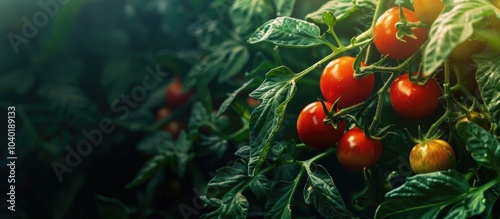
[205,159,250,199]
[456,122,500,172]
[201,159,250,219]
[304,164,351,219]
[136,130,173,154]
[201,193,249,219]
[423,0,500,76]
[305,0,376,24]
[248,17,326,48]
[273,0,296,16]
[235,145,251,160]
[247,66,297,176]
[482,185,500,218]
[249,174,270,197]
[196,76,213,115]
[125,149,170,189]
[267,140,296,162]
[264,181,294,219]
[216,79,254,118]
[95,195,130,219]
[474,50,500,126]
[126,132,191,188]
[229,0,275,35]
[445,192,485,219]
[217,45,250,83]
[199,134,228,159]
[185,42,249,89]
[375,171,487,219]
[189,102,211,130]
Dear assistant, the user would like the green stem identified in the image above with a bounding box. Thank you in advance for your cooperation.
[368,72,398,132]
[304,148,335,166]
[425,60,452,139]
[364,0,396,64]
[328,28,344,49]
[294,38,372,80]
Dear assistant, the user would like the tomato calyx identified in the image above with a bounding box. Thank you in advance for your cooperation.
[394,7,429,42]
[319,97,345,129]
[407,70,438,86]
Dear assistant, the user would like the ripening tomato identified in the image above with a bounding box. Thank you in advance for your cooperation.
[409,139,455,174]
[449,39,486,63]
[166,77,193,108]
[296,101,346,149]
[319,56,375,108]
[336,127,382,171]
[455,111,491,132]
[389,73,441,120]
[490,0,500,30]
[413,0,444,25]
[373,7,428,59]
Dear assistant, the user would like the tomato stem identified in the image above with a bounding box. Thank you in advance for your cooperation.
[424,59,452,139]
[363,0,395,64]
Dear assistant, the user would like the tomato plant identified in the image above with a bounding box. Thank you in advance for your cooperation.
[297,101,345,149]
[409,139,456,174]
[5,0,500,219]
[336,127,382,171]
[373,7,428,59]
[320,56,375,108]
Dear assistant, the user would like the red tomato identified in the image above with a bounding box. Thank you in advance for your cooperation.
[156,107,184,139]
[413,0,444,25]
[389,73,441,120]
[319,56,375,108]
[296,101,346,149]
[409,139,455,174]
[449,39,486,63]
[166,77,193,108]
[336,127,382,171]
[373,7,428,60]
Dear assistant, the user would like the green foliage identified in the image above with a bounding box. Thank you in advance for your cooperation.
[375,171,490,219]
[247,67,297,176]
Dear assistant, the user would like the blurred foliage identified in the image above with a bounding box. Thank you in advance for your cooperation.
[0,0,328,218]
[1,0,499,218]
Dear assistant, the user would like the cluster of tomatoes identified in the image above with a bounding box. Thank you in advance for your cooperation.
[296,1,497,173]
[156,76,193,139]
